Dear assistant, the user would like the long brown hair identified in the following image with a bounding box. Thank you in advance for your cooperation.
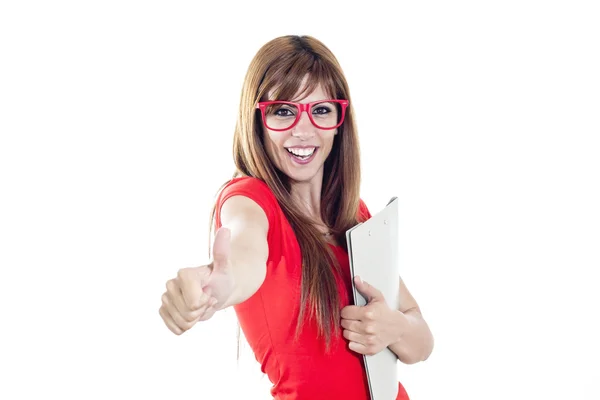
[209,35,362,352]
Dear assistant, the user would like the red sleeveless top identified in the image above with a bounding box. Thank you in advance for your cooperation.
[215,177,409,400]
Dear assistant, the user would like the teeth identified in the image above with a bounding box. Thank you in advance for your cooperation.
[287,147,315,157]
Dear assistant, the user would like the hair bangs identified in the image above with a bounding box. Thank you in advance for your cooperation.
[260,54,339,103]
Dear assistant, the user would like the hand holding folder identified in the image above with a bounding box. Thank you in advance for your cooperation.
[346,197,400,400]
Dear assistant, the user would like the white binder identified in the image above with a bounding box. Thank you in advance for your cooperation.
[346,197,400,400]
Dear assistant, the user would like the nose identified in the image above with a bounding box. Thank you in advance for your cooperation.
[291,110,316,139]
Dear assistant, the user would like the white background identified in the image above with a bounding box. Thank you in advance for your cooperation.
[1,1,599,399]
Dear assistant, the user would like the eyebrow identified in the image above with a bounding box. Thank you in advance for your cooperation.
[269,99,335,103]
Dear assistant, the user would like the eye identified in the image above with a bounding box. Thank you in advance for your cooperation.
[312,102,336,116]
[267,103,297,117]
[312,106,331,115]
[274,107,296,117]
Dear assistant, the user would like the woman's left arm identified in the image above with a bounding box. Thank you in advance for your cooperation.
[387,277,434,364]
[341,277,434,364]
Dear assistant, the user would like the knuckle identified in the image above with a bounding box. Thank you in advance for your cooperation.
[166,279,176,292]
[182,311,198,323]
[176,268,187,279]
[191,293,207,310]
[179,322,193,332]
[364,345,376,356]
[199,307,217,322]
[177,268,193,283]
[364,324,374,334]
[175,316,193,331]
[172,327,183,335]
[161,293,169,305]
[198,291,210,304]
[159,305,170,320]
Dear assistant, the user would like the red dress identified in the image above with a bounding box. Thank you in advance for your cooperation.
[215,177,410,400]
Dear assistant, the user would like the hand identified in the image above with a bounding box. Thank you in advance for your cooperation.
[159,227,235,335]
[340,276,409,355]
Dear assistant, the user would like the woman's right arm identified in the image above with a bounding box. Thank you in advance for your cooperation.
[159,195,269,334]
[216,194,269,308]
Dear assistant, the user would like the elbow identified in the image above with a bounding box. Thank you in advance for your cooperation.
[397,330,434,365]
[420,332,435,362]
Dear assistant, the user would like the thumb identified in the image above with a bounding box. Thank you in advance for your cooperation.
[211,227,232,273]
[354,276,385,303]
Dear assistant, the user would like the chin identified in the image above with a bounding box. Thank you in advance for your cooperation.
[286,170,321,183]
[280,161,324,184]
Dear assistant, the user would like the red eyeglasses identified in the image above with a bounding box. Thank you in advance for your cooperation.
[256,99,349,131]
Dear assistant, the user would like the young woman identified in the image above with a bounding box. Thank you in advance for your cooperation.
[159,35,434,400]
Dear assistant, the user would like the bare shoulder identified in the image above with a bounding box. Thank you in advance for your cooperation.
[220,195,269,234]
[217,176,278,233]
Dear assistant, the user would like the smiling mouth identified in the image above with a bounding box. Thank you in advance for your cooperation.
[286,147,316,160]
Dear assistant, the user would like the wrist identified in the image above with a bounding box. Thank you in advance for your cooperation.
[388,310,419,363]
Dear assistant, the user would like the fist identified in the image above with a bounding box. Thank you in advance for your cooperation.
[159,266,218,335]
[159,227,234,335]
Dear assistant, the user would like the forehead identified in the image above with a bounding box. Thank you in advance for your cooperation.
[268,84,330,102]
[267,75,333,102]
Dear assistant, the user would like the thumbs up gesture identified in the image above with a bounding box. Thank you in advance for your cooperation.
[340,276,409,356]
[159,227,236,335]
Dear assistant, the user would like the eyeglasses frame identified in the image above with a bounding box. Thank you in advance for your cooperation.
[255,99,349,132]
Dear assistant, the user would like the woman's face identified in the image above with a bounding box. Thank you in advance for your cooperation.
[261,82,338,185]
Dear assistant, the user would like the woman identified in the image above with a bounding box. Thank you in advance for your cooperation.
[159,35,434,400]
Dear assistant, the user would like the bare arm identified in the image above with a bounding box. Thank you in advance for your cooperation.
[217,195,270,309]
[388,278,435,364]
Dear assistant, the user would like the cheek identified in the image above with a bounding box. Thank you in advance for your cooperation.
[264,131,286,163]
[319,132,336,155]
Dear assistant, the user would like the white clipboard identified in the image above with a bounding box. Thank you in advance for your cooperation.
[346,197,400,400]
